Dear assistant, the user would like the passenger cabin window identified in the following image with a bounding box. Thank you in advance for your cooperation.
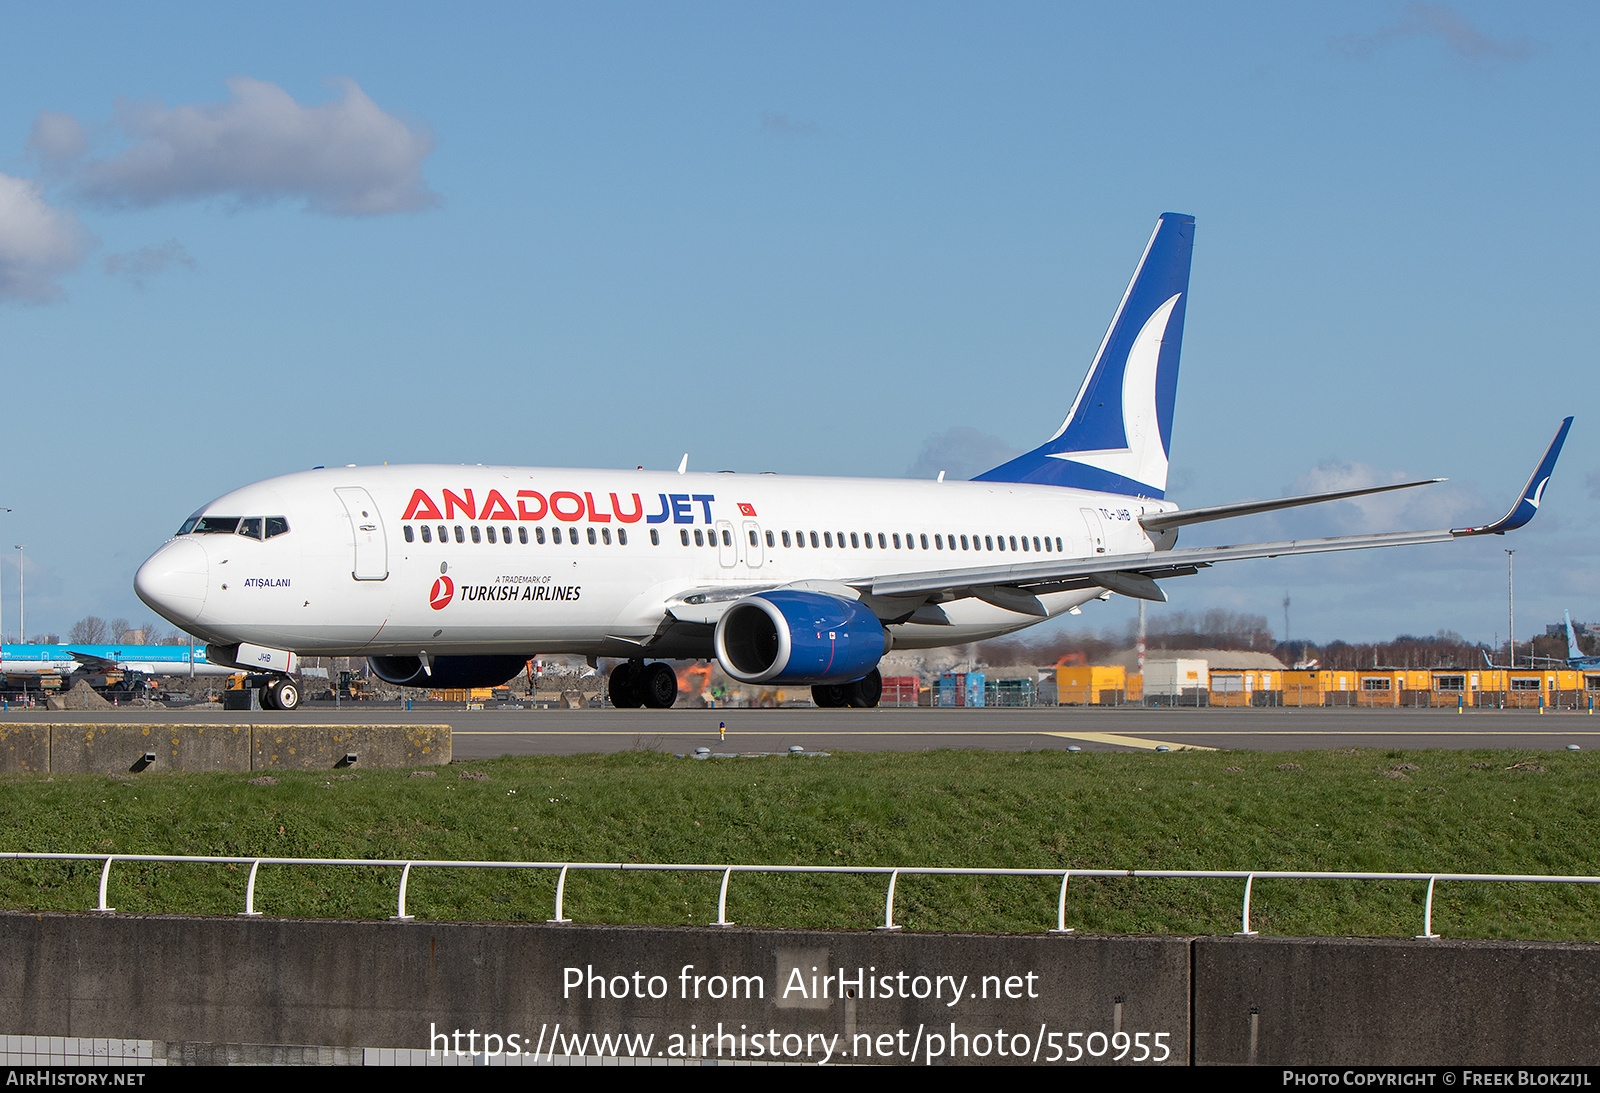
[651,529,660,545]
[618,529,628,545]
[681,529,691,546]
[471,526,482,544]
[454,526,465,543]
[421,525,433,543]
[518,527,528,544]
[404,526,415,543]
[765,531,775,547]
[486,526,496,543]
[536,527,547,544]
[568,528,579,544]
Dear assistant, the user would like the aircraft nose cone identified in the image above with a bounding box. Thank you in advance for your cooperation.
[135,538,208,624]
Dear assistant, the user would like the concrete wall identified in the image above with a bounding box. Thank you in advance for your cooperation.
[0,723,451,774]
[0,912,1189,1066]
[3,911,1599,1065]
[1193,935,1600,1065]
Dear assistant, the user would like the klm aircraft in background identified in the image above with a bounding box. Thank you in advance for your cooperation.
[134,213,1573,711]
[1563,612,1600,668]
[0,644,230,679]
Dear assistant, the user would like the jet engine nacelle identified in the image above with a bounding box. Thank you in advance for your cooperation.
[367,654,527,689]
[714,590,886,685]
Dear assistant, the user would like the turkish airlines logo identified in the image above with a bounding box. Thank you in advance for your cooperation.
[429,576,455,611]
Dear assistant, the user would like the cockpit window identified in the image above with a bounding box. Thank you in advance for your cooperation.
[265,517,289,538]
[177,517,200,535]
[238,517,263,539]
[193,516,241,534]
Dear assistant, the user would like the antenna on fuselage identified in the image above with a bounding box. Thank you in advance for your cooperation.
[677,454,689,474]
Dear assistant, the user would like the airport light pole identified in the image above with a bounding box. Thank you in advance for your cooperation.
[14,546,22,645]
[0,508,9,644]
[1506,549,1515,669]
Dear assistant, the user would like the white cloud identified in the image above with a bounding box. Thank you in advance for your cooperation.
[0,173,91,303]
[103,238,198,288]
[1335,2,1534,63]
[761,111,821,137]
[1282,459,1480,535]
[27,109,87,169]
[75,76,439,216]
[907,427,1020,481]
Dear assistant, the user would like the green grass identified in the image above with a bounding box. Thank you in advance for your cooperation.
[1,748,1596,939]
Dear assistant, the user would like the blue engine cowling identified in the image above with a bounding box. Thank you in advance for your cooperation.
[714,590,886,685]
[368,655,527,689]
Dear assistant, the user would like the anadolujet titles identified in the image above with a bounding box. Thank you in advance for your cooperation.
[135,213,1572,710]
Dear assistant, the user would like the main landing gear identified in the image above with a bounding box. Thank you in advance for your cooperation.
[256,675,301,711]
[811,668,883,709]
[608,661,679,709]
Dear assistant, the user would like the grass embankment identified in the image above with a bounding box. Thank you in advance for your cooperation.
[0,748,1594,939]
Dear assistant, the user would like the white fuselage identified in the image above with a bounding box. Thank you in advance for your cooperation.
[135,465,1175,660]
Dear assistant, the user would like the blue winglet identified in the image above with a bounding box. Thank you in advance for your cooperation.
[1453,417,1573,536]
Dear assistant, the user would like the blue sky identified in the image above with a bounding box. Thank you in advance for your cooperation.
[0,2,1592,648]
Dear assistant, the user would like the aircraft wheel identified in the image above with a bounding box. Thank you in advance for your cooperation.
[258,685,278,711]
[608,662,644,708]
[273,679,301,711]
[844,669,882,708]
[640,662,679,709]
[811,683,847,708]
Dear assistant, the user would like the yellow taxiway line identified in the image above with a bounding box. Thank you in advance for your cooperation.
[1040,731,1215,752]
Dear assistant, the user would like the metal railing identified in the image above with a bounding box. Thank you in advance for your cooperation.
[3,852,1598,938]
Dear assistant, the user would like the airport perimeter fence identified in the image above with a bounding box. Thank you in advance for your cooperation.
[4,851,1599,940]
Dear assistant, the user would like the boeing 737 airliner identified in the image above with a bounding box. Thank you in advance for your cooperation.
[134,213,1572,711]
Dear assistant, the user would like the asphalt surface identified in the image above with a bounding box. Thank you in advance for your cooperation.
[4,703,1598,756]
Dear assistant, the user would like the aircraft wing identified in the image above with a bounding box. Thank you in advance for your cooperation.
[64,649,122,672]
[863,418,1572,611]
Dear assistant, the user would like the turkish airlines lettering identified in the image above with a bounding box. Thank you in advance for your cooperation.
[134,214,1572,710]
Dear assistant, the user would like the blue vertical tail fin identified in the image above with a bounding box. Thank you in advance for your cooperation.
[974,212,1195,498]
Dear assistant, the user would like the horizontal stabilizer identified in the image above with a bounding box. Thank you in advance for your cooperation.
[1141,478,1444,533]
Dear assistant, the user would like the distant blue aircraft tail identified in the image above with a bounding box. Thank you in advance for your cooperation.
[1568,611,1585,662]
[974,212,1195,498]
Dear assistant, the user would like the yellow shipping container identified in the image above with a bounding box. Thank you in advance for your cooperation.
[1056,665,1127,705]
[1208,669,1282,707]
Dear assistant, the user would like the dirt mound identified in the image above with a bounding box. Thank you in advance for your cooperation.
[46,680,112,711]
